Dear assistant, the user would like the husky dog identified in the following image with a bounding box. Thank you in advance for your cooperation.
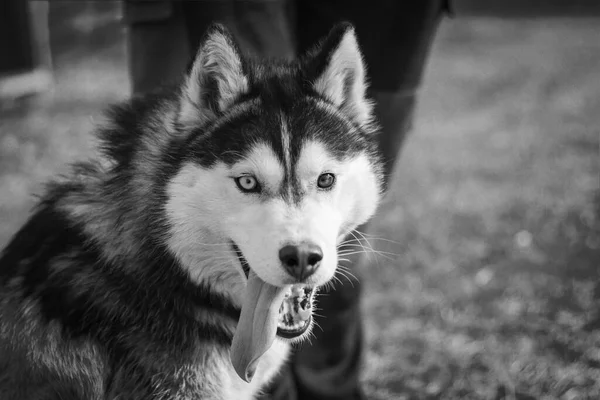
[0,22,384,399]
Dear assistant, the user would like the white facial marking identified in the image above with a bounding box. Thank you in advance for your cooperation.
[164,143,284,303]
[165,139,381,300]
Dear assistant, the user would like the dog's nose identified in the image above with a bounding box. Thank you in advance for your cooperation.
[279,243,323,281]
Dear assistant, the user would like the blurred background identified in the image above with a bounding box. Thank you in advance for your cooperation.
[0,2,599,399]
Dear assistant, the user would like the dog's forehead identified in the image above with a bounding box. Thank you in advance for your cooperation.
[193,94,368,166]
[238,139,336,172]
[227,101,372,177]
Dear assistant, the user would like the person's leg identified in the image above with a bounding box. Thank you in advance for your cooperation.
[125,2,193,96]
[230,0,296,60]
[284,2,446,399]
[126,0,295,97]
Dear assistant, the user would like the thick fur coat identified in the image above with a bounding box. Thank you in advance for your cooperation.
[0,23,384,399]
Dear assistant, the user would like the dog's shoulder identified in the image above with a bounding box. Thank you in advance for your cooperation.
[0,187,108,399]
[0,183,158,398]
[0,175,97,296]
[0,330,106,400]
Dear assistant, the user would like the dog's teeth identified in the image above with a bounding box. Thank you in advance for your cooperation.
[277,287,313,335]
[298,307,311,321]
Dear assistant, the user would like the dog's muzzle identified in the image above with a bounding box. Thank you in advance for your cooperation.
[231,241,315,339]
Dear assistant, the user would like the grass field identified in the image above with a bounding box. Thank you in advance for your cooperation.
[362,18,600,400]
[1,4,599,399]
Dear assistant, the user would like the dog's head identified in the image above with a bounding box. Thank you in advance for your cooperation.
[164,23,384,381]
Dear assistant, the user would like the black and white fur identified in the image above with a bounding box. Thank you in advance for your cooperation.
[0,23,384,399]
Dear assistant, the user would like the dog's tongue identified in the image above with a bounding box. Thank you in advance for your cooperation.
[230,270,288,383]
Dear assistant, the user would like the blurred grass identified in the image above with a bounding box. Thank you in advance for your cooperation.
[0,2,128,241]
[0,4,599,400]
[362,19,600,400]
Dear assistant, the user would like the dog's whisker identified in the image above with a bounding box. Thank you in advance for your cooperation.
[337,247,371,253]
[310,308,325,316]
[336,252,370,258]
[348,230,372,255]
[337,239,365,246]
[345,233,380,264]
[354,248,400,258]
[367,251,397,262]
[310,319,324,334]
[336,266,357,278]
[337,266,358,281]
[336,244,371,251]
[320,280,336,292]
[331,275,344,287]
[322,281,334,292]
[337,268,359,282]
[337,273,356,283]
[336,251,370,256]
[337,265,356,273]
[353,230,403,245]
[338,245,371,253]
[335,271,356,287]
[337,241,370,247]
[337,249,399,261]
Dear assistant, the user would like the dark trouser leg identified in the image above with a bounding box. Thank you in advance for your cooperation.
[126,3,191,95]
[373,92,418,175]
[178,1,295,60]
[230,0,295,60]
[126,1,294,97]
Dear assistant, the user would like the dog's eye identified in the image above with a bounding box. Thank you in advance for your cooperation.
[235,176,260,193]
[317,173,335,189]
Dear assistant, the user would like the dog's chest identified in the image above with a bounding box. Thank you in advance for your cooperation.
[173,340,289,399]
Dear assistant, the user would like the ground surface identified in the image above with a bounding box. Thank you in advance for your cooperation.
[0,4,599,400]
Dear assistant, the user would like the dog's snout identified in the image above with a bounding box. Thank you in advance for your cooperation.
[279,243,323,281]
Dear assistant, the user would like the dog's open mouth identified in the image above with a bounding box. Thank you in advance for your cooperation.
[277,285,314,339]
[232,242,315,339]
[230,242,317,382]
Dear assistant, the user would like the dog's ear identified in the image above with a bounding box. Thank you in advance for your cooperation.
[305,23,374,130]
[178,24,249,128]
